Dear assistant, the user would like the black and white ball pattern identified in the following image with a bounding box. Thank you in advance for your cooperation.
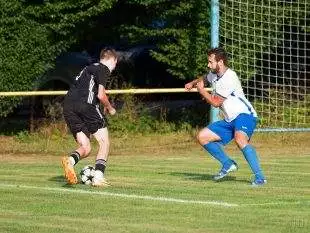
[80,165,95,185]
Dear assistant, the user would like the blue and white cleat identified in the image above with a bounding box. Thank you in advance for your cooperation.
[251,179,267,187]
[213,161,238,181]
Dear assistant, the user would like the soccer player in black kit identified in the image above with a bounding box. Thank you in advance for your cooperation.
[62,48,118,186]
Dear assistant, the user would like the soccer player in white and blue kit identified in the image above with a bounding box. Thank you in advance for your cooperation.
[185,47,266,186]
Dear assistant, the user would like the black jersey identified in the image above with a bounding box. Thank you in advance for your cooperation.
[65,63,110,105]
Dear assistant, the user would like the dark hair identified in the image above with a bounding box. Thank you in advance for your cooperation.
[100,48,118,60]
[207,47,228,66]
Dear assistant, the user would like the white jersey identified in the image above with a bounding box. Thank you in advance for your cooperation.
[206,68,257,122]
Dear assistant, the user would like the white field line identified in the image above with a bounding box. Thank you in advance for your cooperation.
[0,183,238,207]
[1,184,308,208]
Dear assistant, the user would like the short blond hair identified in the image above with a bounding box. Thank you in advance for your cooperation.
[100,48,118,60]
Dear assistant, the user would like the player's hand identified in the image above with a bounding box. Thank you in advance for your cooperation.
[104,106,116,115]
[185,82,194,91]
[108,107,116,116]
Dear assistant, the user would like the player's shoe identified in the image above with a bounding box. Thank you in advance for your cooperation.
[213,161,238,181]
[61,156,78,184]
[92,170,110,187]
[251,178,267,187]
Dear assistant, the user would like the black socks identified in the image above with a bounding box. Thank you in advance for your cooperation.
[70,151,80,165]
[95,159,107,174]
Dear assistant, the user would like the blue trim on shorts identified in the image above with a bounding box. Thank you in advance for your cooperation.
[207,113,257,145]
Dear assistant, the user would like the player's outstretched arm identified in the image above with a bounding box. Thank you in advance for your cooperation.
[184,76,204,91]
[97,84,116,115]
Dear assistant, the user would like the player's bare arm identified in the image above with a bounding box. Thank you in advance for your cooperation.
[184,76,204,91]
[98,84,116,115]
[196,80,224,107]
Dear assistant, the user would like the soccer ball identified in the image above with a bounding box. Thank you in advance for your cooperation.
[80,165,95,185]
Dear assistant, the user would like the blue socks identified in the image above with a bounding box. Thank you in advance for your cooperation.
[203,142,265,180]
[242,145,265,180]
[203,142,233,170]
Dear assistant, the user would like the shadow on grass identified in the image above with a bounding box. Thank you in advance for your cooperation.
[169,172,249,184]
[48,175,80,188]
[49,175,65,183]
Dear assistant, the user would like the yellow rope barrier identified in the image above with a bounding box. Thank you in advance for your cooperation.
[0,88,211,96]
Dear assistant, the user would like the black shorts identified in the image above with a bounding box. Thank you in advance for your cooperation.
[63,100,107,139]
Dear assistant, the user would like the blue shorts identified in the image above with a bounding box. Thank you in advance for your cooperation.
[207,113,257,145]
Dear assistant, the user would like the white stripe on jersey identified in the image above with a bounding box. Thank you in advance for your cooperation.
[87,75,95,104]
[96,105,103,119]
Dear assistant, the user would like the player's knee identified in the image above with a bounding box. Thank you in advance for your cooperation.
[234,137,247,149]
[93,128,109,148]
[82,143,91,155]
[197,131,209,145]
[234,131,249,149]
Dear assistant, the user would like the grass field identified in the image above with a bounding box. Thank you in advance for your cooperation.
[0,132,310,233]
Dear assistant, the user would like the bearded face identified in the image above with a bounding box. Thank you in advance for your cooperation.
[213,63,221,73]
[208,54,219,73]
[208,54,224,75]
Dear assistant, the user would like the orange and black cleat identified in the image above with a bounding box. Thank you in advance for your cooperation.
[61,156,78,184]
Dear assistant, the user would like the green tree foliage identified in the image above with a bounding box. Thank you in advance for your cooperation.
[123,0,210,80]
[0,0,116,117]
